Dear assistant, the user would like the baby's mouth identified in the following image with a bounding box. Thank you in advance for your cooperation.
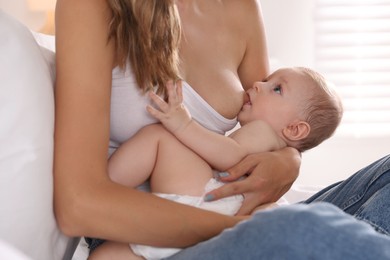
[243,93,251,106]
[243,92,252,106]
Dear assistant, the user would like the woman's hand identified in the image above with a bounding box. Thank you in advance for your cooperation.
[205,147,301,215]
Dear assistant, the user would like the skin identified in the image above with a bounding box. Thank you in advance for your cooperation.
[54,0,300,256]
[238,68,311,140]
[141,68,311,199]
[110,68,311,198]
[176,0,300,214]
[94,68,311,258]
[177,0,268,118]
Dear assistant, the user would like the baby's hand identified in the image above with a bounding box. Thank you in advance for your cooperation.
[147,80,192,134]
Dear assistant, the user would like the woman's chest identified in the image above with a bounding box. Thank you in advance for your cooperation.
[109,67,238,145]
[110,71,158,144]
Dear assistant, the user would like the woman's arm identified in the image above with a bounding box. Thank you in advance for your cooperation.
[54,0,240,247]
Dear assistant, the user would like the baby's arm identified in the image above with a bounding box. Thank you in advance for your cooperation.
[147,81,284,171]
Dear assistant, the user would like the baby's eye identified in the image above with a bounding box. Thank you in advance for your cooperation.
[273,85,282,94]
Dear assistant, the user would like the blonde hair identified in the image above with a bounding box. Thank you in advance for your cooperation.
[296,67,343,152]
[107,0,181,96]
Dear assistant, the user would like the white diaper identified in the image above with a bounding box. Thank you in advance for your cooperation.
[130,178,244,260]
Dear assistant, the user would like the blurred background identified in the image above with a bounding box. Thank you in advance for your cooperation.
[0,0,55,34]
[1,0,390,187]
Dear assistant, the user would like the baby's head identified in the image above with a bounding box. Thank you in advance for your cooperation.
[238,67,343,152]
[294,67,343,152]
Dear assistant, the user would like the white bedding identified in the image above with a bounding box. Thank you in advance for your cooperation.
[0,11,75,260]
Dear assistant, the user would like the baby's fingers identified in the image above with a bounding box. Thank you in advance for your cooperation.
[166,80,183,105]
[146,104,164,120]
[176,80,184,103]
[149,91,168,111]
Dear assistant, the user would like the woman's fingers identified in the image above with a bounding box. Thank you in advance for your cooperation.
[216,154,259,182]
[204,176,283,215]
[204,179,249,202]
[204,152,296,215]
[236,192,263,215]
[203,178,262,215]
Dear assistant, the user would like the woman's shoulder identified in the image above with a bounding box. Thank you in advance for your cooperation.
[56,0,109,21]
[55,0,116,91]
[223,0,264,34]
[56,0,114,58]
[57,0,108,9]
[224,0,262,16]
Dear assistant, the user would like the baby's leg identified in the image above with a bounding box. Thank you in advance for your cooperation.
[147,124,213,196]
[108,124,162,187]
[108,124,213,196]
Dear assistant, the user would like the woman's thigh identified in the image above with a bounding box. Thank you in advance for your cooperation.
[166,203,390,260]
[304,154,390,234]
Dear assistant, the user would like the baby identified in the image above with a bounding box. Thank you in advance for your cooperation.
[106,67,343,259]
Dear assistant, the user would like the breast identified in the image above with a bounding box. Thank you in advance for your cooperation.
[182,81,238,134]
[109,66,238,149]
[110,66,158,145]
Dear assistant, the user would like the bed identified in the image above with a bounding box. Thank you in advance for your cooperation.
[0,10,322,260]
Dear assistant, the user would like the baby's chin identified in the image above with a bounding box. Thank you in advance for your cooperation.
[237,113,247,126]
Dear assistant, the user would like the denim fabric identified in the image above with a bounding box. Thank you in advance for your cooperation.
[84,237,105,254]
[304,154,390,235]
[166,154,390,259]
[166,203,390,260]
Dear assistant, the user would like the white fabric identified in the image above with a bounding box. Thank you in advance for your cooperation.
[109,65,159,154]
[155,178,244,215]
[0,239,32,260]
[130,178,244,260]
[0,11,74,260]
[109,65,238,154]
[181,81,238,135]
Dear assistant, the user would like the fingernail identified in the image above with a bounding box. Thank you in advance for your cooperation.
[204,194,215,202]
[218,172,230,178]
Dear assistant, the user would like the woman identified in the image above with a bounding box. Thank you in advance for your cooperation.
[54,0,390,259]
[54,0,299,256]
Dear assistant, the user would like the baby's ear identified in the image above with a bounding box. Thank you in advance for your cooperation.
[282,121,310,141]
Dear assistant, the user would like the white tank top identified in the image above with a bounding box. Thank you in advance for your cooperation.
[109,64,238,154]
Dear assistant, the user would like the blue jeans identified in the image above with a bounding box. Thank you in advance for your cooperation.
[167,155,390,260]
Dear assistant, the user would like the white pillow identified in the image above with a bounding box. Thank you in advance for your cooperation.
[0,11,77,260]
[32,31,56,52]
[0,239,32,260]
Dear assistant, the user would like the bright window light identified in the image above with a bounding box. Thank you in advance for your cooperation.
[315,0,390,137]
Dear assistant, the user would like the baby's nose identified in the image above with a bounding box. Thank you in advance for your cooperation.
[252,82,263,92]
